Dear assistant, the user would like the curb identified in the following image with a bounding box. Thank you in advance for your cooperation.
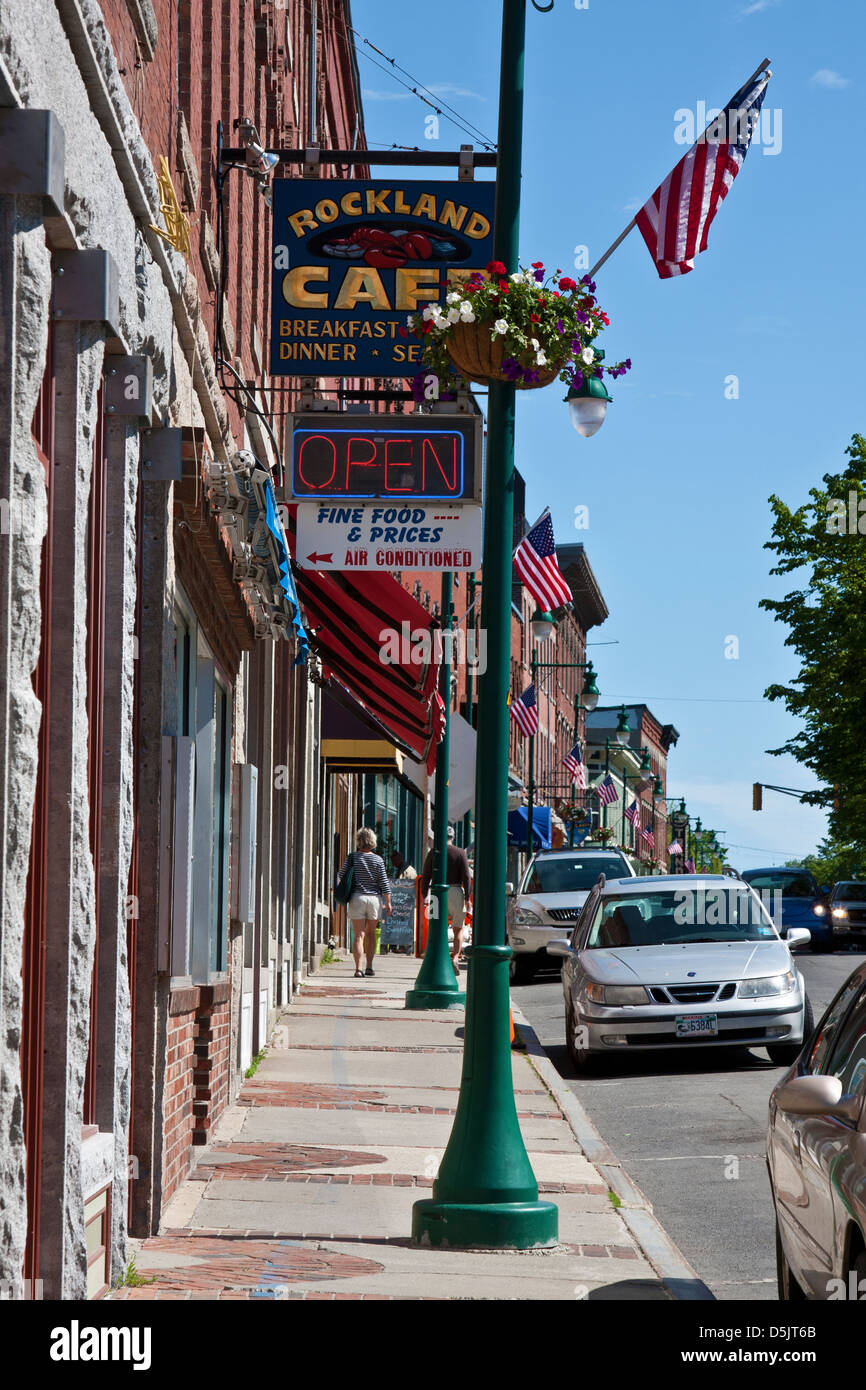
[510,1002,715,1302]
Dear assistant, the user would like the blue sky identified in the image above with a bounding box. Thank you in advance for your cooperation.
[351,0,865,868]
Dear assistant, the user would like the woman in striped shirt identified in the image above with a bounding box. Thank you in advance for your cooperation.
[339,827,392,978]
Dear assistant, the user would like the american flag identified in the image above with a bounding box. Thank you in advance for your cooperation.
[624,800,640,828]
[510,683,538,737]
[684,858,696,873]
[563,742,587,789]
[513,511,573,614]
[641,825,655,847]
[668,841,683,856]
[636,69,770,279]
[596,773,619,806]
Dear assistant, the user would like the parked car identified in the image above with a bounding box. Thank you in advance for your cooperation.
[822,882,866,949]
[739,867,831,951]
[506,848,637,983]
[547,873,813,1071]
[768,960,866,1299]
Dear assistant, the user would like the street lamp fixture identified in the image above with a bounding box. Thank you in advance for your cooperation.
[693,818,703,841]
[653,775,664,799]
[582,661,600,712]
[639,745,652,779]
[531,609,557,644]
[615,704,631,746]
[567,367,613,439]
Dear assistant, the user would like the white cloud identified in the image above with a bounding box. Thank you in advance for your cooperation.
[811,69,851,89]
[738,0,782,16]
[361,88,410,102]
[622,197,643,214]
[428,82,485,101]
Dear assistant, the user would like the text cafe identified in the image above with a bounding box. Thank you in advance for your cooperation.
[270,180,495,378]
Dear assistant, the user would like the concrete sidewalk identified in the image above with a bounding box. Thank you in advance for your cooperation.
[111,954,708,1301]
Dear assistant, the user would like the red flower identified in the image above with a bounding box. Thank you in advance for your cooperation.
[498,279,509,292]
[420,320,434,335]
[398,327,408,338]
[599,312,610,326]
[558,276,578,292]
[486,260,507,276]
[539,297,547,306]
[530,313,540,323]
[531,260,544,268]
[552,291,560,298]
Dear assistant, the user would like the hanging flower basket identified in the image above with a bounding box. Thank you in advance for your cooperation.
[406,260,631,394]
[444,320,562,389]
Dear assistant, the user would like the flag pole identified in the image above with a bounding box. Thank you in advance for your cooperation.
[588,57,772,279]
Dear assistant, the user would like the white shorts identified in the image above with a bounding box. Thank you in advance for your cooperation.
[347,892,380,922]
[447,885,465,933]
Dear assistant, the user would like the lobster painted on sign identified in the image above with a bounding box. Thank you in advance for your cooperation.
[320,223,460,268]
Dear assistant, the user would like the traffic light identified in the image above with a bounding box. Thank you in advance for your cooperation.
[752,783,762,811]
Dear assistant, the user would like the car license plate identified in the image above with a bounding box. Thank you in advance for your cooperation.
[676,1014,717,1038]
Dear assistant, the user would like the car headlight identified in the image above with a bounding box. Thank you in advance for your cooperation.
[585,982,648,1006]
[831,907,848,919]
[737,971,797,999]
[514,908,545,926]
[813,904,826,916]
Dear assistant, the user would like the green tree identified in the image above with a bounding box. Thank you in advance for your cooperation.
[759,434,866,856]
[785,836,863,888]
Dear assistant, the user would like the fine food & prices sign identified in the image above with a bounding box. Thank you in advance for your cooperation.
[296,502,482,572]
[270,180,495,378]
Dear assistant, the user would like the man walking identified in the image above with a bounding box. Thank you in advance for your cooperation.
[420,826,472,974]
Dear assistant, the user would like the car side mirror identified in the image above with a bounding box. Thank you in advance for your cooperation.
[505,882,514,896]
[776,1074,862,1122]
[820,885,830,896]
[785,927,811,948]
[546,942,574,958]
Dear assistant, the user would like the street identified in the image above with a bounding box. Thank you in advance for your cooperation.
[513,946,866,1301]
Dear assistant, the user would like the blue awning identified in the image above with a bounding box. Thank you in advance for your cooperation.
[263,478,308,664]
[507,805,552,850]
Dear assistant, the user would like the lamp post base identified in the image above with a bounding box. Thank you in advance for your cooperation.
[405,986,465,1010]
[411,1199,558,1249]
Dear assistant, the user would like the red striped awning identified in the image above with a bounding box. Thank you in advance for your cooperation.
[287,519,444,773]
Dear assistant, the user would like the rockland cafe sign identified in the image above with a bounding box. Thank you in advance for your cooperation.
[269,179,495,379]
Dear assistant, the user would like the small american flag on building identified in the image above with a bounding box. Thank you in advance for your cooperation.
[668,841,683,856]
[563,742,587,789]
[513,510,573,614]
[596,773,619,806]
[624,800,640,828]
[510,683,538,738]
[641,825,655,847]
[684,858,696,873]
[636,68,770,279]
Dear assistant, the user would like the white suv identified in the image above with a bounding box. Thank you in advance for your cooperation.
[506,848,637,983]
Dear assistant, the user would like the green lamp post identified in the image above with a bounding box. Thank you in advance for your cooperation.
[411,0,558,1250]
[406,571,465,1010]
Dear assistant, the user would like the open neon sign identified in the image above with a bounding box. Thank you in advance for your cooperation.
[289,417,479,501]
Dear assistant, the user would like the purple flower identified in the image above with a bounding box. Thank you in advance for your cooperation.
[570,337,582,353]
[624,358,632,370]
[556,318,565,333]
[410,371,429,404]
[571,370,584,390]
[574,309,589,326]
[594,366,603,378]
[533,268,545,282]
[579,276,597,293]
[501,356,523,381]
[522,368,540,384]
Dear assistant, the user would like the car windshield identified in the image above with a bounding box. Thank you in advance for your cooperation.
[740,871,817,898]
[525,856,627,894]
[584,887,776,948]
[833,883,866,903]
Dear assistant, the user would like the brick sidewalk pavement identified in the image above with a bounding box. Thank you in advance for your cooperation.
[110,954,685,1301]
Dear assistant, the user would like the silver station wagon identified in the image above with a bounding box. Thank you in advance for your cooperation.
[548,873,813,1071]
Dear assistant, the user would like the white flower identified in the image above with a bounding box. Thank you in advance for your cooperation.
[446,291,461,305]
[459,301,476,322]
[422,306,435,322]
[447,306,461,324]
[492,319,509,337]
[530,337,540,351]
[581,347,595,365]
[536,350,548,366]
[510,270,526,283]
[406,314,416,328]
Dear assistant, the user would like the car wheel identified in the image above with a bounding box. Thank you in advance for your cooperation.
[852,1246,866,1283]
[767,994,814,1066]
[565,997,596,1074]
[776,1217,806,1300]
[509,953,534,985]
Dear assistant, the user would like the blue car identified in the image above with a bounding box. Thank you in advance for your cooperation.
[740,868,831,951]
